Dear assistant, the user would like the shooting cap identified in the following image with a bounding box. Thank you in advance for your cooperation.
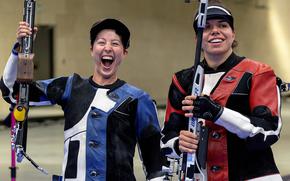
[193,5,234,33]
[90,18,130,49]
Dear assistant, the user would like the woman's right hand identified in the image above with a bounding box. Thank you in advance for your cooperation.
[179,130,199,153]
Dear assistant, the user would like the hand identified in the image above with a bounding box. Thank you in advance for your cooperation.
[16,21,38,43]
[178,130,199,153]
[182,95,223,121]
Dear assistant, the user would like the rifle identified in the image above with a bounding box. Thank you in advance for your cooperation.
[12,0,48,175]
[277,77,290,92]
[280,82,289,92]
[179,0,208,180]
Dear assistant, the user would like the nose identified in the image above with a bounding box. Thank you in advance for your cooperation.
[211,25,220,35]
[103,43,112,52]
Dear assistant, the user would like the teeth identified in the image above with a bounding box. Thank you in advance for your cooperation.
[209,39,223,43]
[102,56,113,60]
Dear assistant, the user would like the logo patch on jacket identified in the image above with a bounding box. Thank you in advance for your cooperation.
[225,76,236,82]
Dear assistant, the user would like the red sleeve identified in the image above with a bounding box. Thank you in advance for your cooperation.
[164,74,186,124]
[249,64,279,116]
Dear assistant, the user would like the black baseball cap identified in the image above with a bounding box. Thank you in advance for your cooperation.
[90,18,130,49]
[193,5,234,33]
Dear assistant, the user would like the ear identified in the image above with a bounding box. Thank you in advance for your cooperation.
[123,49,128,56]
[232,30,236,39]
[194,35,197,43]
[90,45,94,56]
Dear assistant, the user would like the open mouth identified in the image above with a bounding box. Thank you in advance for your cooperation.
[101,56,114,67]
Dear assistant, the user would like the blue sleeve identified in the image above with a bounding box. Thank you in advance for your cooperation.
[33,75,73,107]
[0,76,71,107]
[135,92,164,179]
[135,92,160,139]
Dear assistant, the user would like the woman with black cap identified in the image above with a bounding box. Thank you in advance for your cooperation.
[161,2,283,181]
[0,19,164,180]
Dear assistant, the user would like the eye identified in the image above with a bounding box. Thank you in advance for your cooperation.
[219,22,229,28]
[204,24,211,31]
[95,39,106,45]
[111,41,121,47]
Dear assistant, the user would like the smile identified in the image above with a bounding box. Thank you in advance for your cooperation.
[208,38,223,43]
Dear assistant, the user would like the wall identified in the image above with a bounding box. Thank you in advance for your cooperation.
[0,0,289,118]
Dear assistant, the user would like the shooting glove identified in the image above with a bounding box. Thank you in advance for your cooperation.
[192,95,223,121]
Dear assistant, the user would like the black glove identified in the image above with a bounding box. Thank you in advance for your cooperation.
[192,95,223,121]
